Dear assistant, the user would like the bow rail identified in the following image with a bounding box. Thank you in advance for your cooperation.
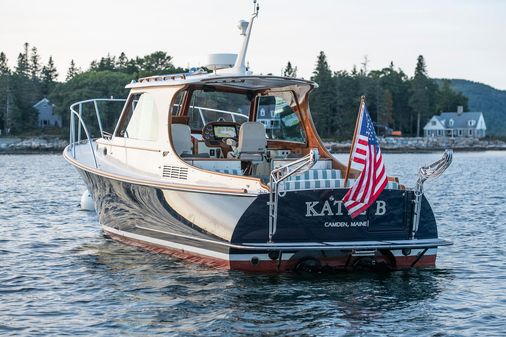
[69,98,127,168]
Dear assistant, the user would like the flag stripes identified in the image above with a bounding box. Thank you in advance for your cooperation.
[343,101,388,218]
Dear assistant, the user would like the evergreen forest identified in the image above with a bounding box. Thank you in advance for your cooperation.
[0,43,480,139]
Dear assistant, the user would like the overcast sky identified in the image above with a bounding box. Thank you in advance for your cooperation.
[2,0,505,89]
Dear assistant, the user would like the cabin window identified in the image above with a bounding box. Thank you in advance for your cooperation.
[117,92,159,141]
[468,120,476,127]
[256,93,306,143]
[171,90,186,116]
[188,90,250,130]
[431,120,436,126]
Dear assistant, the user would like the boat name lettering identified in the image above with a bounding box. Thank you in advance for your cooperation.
[305,200,386,217]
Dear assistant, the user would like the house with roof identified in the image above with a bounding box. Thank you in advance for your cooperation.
[423,106,486,138]
[33,98,62,128]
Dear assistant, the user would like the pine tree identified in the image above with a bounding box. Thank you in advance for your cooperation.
[66,59,81,81]
[310,51,338,137]
[90,54,116,72]
[282,61,297,77]
[409,55,434,136]
[15,43,30,78]
[29,46,41,81]
[41,56,58,95]
[117,52,128,71]
[0,52,10,75]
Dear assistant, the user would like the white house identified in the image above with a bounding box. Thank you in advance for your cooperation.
[423,106,486,138]
[33,98,62,128]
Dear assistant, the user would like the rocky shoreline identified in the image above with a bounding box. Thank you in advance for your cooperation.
[0,137,68,154]
[325,137,506,153]
[1,136,505,154]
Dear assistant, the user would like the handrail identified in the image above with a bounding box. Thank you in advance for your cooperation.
[68,98,248,168]
[411,149,453,238]
[68,98,126,168]
[268,148,319,242]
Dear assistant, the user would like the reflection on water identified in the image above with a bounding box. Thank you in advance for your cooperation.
[1,153,506,336]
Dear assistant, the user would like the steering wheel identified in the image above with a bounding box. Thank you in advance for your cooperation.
[221,136,237,146]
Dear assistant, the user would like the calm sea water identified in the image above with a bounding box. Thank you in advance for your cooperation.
[1,152,505,336]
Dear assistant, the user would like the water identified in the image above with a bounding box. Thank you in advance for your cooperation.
[1,152,505,336]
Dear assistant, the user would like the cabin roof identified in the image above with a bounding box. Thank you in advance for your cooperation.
[126,73,317,91]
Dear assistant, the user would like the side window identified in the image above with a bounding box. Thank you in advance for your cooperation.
[171,90,186,116]
[256,93,306,143]
[117,93,159,141]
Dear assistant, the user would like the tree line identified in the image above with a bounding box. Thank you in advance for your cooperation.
[0,43,184,134]
[305,52,468,140]
[0,43,468,139]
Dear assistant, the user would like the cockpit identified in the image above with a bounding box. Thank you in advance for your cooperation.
[112,76,343,183]
[166,79,333,181]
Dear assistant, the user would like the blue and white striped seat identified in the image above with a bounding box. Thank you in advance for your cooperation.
[280,179,403,191]
[287,169,342,181]
[280,178,356,191]
[213,168,244,175]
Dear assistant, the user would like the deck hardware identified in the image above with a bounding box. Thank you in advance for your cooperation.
[351,249,377,257]
[402,248,411,256]
[268,148,319,242]
[412,149,453,239]
[268,250,280,260]
[410,248,429,267]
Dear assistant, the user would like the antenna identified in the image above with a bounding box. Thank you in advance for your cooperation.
[231,0,260,74]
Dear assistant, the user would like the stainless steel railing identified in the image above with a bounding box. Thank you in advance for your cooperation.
[411,149,453,238]
[69,98,126,168]
[268,149,320,242]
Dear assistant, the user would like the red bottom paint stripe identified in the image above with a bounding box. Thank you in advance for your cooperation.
[106,230,231,269]
[105,230,437,273]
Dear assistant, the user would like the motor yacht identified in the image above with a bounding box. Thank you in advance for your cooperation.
[64,2,452,272]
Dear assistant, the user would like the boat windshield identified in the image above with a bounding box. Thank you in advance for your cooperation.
[188,90,250,130]
[256,92,306,143]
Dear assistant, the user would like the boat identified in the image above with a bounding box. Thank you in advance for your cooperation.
[64,2,453,272]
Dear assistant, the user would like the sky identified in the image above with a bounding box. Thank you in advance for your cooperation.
[1,0,505,89]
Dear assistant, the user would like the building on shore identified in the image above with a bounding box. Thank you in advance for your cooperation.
[33,98,62,128]
[423,106,486,138]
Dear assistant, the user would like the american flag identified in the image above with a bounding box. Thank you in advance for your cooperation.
[343,101,387,218]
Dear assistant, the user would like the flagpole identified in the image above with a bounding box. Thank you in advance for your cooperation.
[344,95,365,187]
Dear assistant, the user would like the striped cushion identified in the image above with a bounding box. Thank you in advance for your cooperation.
[277,178,409,192]
[214,169,244,175]
[280,179,355,191]
[288,169,342,181]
